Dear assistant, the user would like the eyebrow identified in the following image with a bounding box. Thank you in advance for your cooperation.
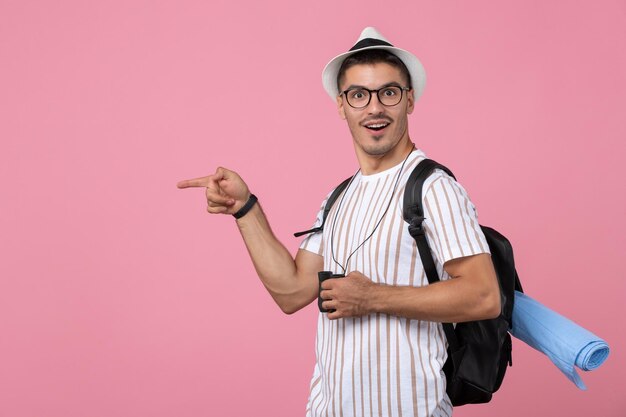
[343,81,403,91]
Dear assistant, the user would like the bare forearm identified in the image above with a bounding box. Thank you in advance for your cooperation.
[236,203,295,281]
[236,202,318,313]
[368,277,500,323]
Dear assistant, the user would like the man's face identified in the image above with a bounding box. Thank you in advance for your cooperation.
[337,62,415,157]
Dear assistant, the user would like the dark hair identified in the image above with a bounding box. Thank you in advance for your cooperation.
[336,49,412,93]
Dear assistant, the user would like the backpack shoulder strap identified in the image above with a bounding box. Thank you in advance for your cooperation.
[294,176,353,237]
[402,158,456,227]
[402,158,456,285]
[403,158,459,350]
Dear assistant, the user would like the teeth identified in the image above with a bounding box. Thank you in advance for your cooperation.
[366,123,388,128]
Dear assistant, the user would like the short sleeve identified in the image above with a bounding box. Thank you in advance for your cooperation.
[298,194,330,256]
[422,170,490,266]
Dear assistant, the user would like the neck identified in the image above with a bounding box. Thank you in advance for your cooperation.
[356,138,415,175]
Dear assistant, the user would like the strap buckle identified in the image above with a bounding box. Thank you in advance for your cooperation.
[407,216,425,238]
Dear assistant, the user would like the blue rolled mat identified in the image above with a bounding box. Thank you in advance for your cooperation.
[510,291,609,390]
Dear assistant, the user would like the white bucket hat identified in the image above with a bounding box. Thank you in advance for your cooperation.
[322,27,426,101]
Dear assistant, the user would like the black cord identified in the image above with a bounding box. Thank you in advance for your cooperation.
[330,149,414,275]
[328,170,359,274]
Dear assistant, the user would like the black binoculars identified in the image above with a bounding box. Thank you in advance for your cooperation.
[318,271,345,313]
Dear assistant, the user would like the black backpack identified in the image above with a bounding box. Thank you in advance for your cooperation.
[295,158,524,406]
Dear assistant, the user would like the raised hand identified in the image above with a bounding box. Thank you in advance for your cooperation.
[177,167,250,215]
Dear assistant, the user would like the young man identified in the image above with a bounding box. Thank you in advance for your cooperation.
[178,27,500,417]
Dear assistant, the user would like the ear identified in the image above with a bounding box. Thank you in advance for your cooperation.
[406,88,415,114]
[336,95,346,120]
[406,89,415,115]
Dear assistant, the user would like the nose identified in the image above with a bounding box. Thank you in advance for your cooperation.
[366,91,385,114]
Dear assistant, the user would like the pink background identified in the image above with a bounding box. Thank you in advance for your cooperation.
[1,1,624,416]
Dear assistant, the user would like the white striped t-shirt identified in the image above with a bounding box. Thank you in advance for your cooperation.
[299,149,490,417]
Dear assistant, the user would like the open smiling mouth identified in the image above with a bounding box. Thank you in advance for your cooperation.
[365,122,390,132]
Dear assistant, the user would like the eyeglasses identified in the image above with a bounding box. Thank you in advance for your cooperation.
[341,86,411,109]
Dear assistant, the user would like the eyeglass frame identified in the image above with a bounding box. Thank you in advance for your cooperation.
[340,85,412,109]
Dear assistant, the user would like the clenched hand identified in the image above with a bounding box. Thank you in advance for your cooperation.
[320,271,377,320]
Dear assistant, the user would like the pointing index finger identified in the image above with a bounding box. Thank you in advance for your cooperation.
[176,176,211,189]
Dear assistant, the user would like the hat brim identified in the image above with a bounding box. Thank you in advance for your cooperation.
[322,45,426,101]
